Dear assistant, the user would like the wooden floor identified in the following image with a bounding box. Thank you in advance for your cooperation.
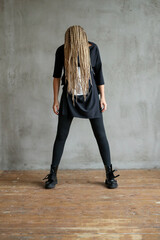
[0,169,160,240]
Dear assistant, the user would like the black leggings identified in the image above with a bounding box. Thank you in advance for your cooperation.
[51,112,111,168]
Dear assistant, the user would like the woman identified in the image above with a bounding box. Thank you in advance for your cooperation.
[42,25,120,189]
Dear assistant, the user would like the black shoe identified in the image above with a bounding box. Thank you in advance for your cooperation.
[104,164,120,189]
[42,165,58,189]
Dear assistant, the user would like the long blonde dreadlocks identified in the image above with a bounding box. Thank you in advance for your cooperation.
[64,25,93,106]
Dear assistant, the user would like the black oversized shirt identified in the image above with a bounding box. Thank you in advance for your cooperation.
[53,41,105,119]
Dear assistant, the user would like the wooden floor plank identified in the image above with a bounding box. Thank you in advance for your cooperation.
[0,169,160,239]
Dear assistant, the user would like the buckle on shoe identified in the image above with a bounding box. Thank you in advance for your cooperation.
[106,169,120,179]
[42,174,50,180]
[112,169,120,178]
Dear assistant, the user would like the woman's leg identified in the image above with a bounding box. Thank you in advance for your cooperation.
[51,112,74,167]
[89,113,111,167]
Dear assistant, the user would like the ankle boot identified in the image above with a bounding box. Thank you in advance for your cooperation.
[104,164,120,189]
[42,165,58,189]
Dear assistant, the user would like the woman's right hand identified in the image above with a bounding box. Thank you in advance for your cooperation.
[52,100,59,115]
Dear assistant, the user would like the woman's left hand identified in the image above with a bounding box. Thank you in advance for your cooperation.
[100,97,107,112]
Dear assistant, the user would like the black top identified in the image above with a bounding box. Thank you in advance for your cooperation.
[52,41,105,119]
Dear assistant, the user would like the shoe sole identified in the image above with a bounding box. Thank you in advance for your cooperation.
[45,181,57,189]
[106,184,118,189]
[45,184,57,189]
[105,181,118,189]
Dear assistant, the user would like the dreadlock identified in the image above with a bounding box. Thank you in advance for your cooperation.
[64,25,93,106]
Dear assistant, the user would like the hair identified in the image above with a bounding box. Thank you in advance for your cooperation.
[64,25,93,106]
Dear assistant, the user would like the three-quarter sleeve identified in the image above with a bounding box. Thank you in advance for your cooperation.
[94,45,105,86]
[53,47,63,78]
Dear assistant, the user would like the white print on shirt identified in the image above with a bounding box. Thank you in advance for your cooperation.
[74,67,86,96]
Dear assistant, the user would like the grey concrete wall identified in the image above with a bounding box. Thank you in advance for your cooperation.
[0,0,160,170]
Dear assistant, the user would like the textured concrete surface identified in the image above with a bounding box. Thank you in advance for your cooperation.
[0,0,160,170]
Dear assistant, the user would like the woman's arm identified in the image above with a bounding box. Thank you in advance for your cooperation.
[52,46,63,115]
[97,84,105,99]
[97,84,107,112]
[52,77,61,115]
